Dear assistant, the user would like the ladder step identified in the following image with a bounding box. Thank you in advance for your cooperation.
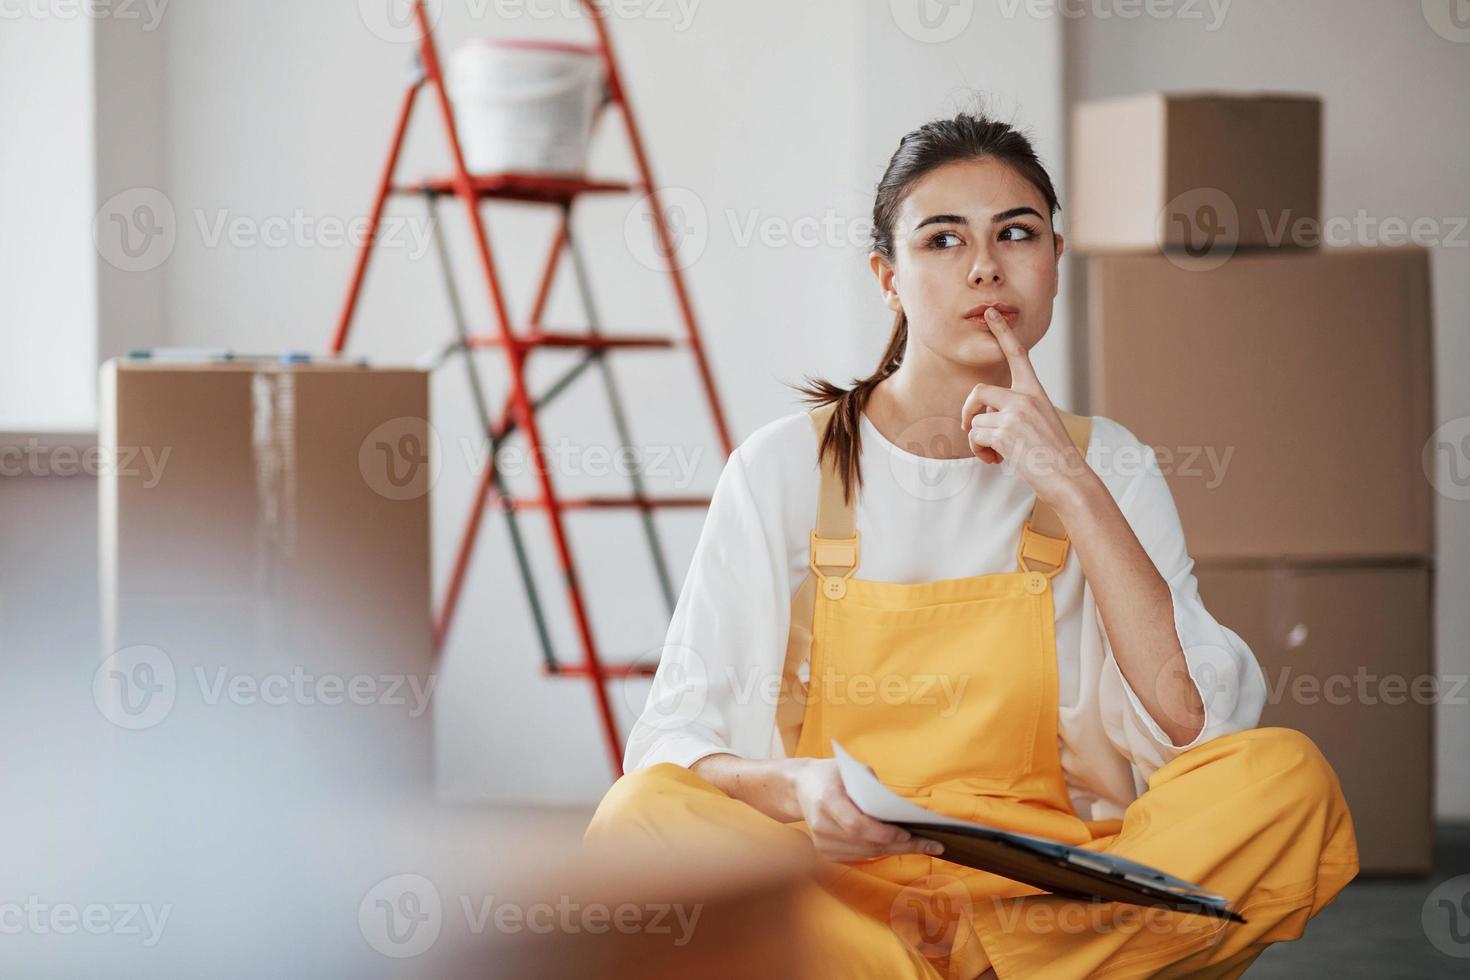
[466,331,679,351]
[503,494,711,512]
[549,662,659,679]
[393,171,643,205]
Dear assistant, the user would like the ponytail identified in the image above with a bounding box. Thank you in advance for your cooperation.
[787,308,907,507]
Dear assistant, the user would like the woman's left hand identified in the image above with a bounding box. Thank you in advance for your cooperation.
[961,307,1090,508]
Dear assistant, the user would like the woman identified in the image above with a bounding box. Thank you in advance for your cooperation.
[584,110,1359,979]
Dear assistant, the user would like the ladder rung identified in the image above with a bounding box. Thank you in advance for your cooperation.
[466,332,679,351]
[393,171,643,204]
[505,495,712,512]
[550,662,659,679]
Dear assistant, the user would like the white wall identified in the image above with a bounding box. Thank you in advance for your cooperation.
[0,11,171,432]
[1063,0,1470,819]
[21,0,1459,818]
[135,0,1066,803]
[0,17,96,431]
[94,8,169,367]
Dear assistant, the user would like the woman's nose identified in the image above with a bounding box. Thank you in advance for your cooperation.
[971,247,1002,284]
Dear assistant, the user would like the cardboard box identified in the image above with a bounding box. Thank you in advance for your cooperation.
[1088,246,1435,561]
[1070,92,1321,252]
[98,360,434,801]
[1194,562,1434,874]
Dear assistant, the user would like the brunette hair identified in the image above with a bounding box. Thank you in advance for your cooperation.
[787,107,1061,506]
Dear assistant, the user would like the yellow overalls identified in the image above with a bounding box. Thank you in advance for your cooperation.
[585,401,1360,979]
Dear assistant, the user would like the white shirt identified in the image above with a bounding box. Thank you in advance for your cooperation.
[624,407,1268,820]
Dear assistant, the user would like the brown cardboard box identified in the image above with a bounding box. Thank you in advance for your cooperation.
[98,360,434,801]
[1088,246,1435,561]
[1070,92,1321,253]
[1194,562,1435,874]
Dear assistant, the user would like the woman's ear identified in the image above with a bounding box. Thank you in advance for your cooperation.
[1051,231,1064,297]
[869,252,902,313]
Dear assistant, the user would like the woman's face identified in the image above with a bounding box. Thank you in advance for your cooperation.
[869,157,1063,376]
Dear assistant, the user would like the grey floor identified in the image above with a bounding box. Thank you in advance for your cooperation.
[1229,823,1470,978]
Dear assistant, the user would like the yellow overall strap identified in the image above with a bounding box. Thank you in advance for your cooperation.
[808,401,860,599]
[1016,410,1093,577]
[775,401,854,755]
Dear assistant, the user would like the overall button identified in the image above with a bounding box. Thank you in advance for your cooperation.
[1024,571,1048,595]
[822,577,848,600]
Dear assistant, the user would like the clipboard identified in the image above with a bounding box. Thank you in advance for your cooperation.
[832,741,1246,924]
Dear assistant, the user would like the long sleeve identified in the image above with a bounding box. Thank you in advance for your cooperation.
[1095,441,1269,784]
[621,445,793,774]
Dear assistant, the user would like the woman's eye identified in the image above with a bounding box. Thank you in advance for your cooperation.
[999,222,1038,242]
[927,231,962,249]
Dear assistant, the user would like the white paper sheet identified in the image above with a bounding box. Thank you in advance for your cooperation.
[831,739,1057,845]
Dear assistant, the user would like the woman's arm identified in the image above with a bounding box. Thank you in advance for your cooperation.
[960,309,1208,748]
[622,446,783,774]
[689,753,805,822]
[1054,472,1207,747]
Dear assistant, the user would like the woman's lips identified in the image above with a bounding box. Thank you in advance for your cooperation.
[964,309,1019,326]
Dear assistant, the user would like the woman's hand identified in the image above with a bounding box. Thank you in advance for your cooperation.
[789,759,945,863]
[961,306,1091,508]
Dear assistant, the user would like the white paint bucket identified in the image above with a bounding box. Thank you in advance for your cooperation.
[446,39,605,177]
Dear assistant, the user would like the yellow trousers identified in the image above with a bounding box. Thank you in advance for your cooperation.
[583,727,1359,980]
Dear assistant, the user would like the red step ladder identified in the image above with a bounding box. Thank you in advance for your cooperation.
[331,0,734,777]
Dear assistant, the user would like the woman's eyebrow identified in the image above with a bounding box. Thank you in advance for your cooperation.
[912,206,1044,232]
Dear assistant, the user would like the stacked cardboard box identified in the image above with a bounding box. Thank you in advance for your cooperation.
[98,360,435,804]
[1072,93,1436,874]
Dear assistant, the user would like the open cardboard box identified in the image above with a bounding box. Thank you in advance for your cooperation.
[98,360,434,801]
